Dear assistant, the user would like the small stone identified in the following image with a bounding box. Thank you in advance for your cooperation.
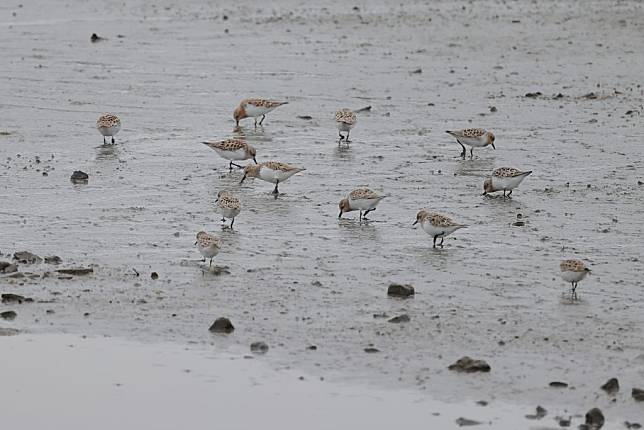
[525,405,547,420]
[525,91,542,98]
[411,68,422,74]
[584,408,604,429]
[44,255,62,265]
[549,381,568,388]
[388,314,410,323]
[387,283,415,298]
[600,378,619,394]
[56,267,93,275]
[558,417,571,427]
[151,272,159,280]
[1,293,33,304]
[448,356,491,373]
[633,388,644,401]
[624,421,642,429]
[489,106,497,112]
[13,251,42,264]
[455,417,482,426]
[250,341,269,354]
[364,347,380,353]
[0,310,17,320]
[209,317,234,333]
[70,170,89,183]
[306,345,317,351]
[475,400,488,406]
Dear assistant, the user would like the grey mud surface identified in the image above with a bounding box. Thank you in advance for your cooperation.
[1,0,644,426]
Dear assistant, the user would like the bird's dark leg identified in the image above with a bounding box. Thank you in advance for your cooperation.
[503,190,507,198]
[345,130,351,143]
[272,181,279,195]
[103,136,107,144]
[338,132,344,144]
[362,209,372,219]
[507,189,513,198]
[439,236,444,248]
[229,161,233,172]
[221,218,226,223]
[469,147,474,159]
[259,115,266,125]
[230,218,235,229]
[254,118,258,127]
[457,140,466,159]
[112,137,115,144]
[572,282,578,300]
[209,258,213,267]
[359,210,363,221]
[433,235,437,248]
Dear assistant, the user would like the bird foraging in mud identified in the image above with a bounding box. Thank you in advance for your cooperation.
[338,188,385,220]
[240,161,305,195]
[195,231,220,267]
[483,167,532,198]
[445,128,495,159]
[335,108,357,143]
[215,191,241,229]
[413,209,467,248]
[96,113,121,144]
[233,98,288,127]
[202,138,257,172]
[559,259,591,300]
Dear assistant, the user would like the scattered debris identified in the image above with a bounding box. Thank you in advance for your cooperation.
[355,106,371,113]
[525,405,547,420]
[0,262,18,273]
[70,170,89,184]
[600,377,619,395]
[44,256,62,265]
[13,251,42,264]
[633,388,644,401]
[525,91,542,98]
[209,317,234,333]
[250,341,269,354]
[455,417,482,427]
[448,356,491,373]
[549,381,568,388]
[624,421,642,429]
[387,283,415,298]
[388,314,410,323]
[1,293,33,304]
[56,267,93,276]
[0,310,17,320]
[583,407,604,430]
[297,115,313,120]
[410,68,422,74]
[90,33,104,42]
[363,347,380,353]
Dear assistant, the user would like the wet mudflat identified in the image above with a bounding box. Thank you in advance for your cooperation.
[1,0,644,427]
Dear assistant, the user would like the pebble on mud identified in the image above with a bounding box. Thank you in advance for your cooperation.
[90,33,104,42]
[44,255,62,265]
[455,417,482,426]
[13,251,42,264]
[70,170,89,184]
[387,283,415,298]
[250,341,269,354]
[600,377,619,394]
[388,314,410,323]
[549,381,568,388]
[209,317,234,334]
[633,388,644,401]
[0,310,17,321]
[1,293,33,304]
[448,356,491,373]
[624,421,642,429]
[151,272,159,280]
[0,261,18,273]
[364,347,380,353]
[525,405,547,420]
[582,408,604,430]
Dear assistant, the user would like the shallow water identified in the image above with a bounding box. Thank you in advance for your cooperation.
[1,0,644,422]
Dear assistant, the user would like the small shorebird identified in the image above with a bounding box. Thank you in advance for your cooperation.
[413,209,467,248]
[195,231,220,267]
[202,138,257,171]
[97,113,121,144]
[560,259,591,300]
[338,188,385,220]
[215,191,241,229]
[233,98,288,127]
[446,128,495,159]
[483,167,532,198]
[335,109,357,143]
[240,161,305,195]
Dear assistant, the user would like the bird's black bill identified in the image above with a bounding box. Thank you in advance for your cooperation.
[491,143,496,149]
[412,220,418,226]
[253,157,257,164]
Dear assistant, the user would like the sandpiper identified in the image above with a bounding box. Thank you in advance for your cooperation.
[335,109,357,143]
[215,191,241,229]
[560,259,591,300]
[234,98,288,127]
[202,138,257,171]
[338,188,385,220]
[195,231,220,267]
[97,113,121,144]
[413,209,467,248]
[240,161,305,195]
[483,167,532,198]
[446,128,495,159]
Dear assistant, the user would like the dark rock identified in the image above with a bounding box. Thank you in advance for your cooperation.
[584,408,604,429]
[513,221,525,226]
[70,170,89,183]
[600,378,619,394]
[0,328,20,336]
[209,317,234,334]
[44,256,62,265]
[1,310,17,320]
[489,106,497,112]
[633,388,644,401]
[525,91,542,98]
[558,417,571,427]
[0,262,18,273]
[13,251,42,264]
[549,381,568,388]
[151,272,159,280]
[1,293,33,304]
[411,68,422,74]
[624,421,642,429]
[250,341,269,354]
[554,93,565,99]
[306,345,317,351]
[90,33,104,42]
[388,314,410,323]
[56,267,93,275]
[297,115,313,120]
[525,405,547,420]
[364,347,380,353]
[475,400,488,406]
[455,417,482,426]
[387,283,415,298]
[448,356,491,373]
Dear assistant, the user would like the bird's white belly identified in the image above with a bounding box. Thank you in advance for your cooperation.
[337,122,354,132]
[244,105,273,117]
[492,175,526,191]
[421,222,461,237]
[198,245,219,259]
[214,148,247,161]
[259,168,296,183]
[219,206,240,219]
[98,125,120,137]
[349,197,379,211]
[459,136,486,148]
[561,271,587,283]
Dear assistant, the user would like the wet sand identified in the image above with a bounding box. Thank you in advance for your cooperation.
[1,0,644,425]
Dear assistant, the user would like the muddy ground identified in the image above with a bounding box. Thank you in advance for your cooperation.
[1,0,644,426]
